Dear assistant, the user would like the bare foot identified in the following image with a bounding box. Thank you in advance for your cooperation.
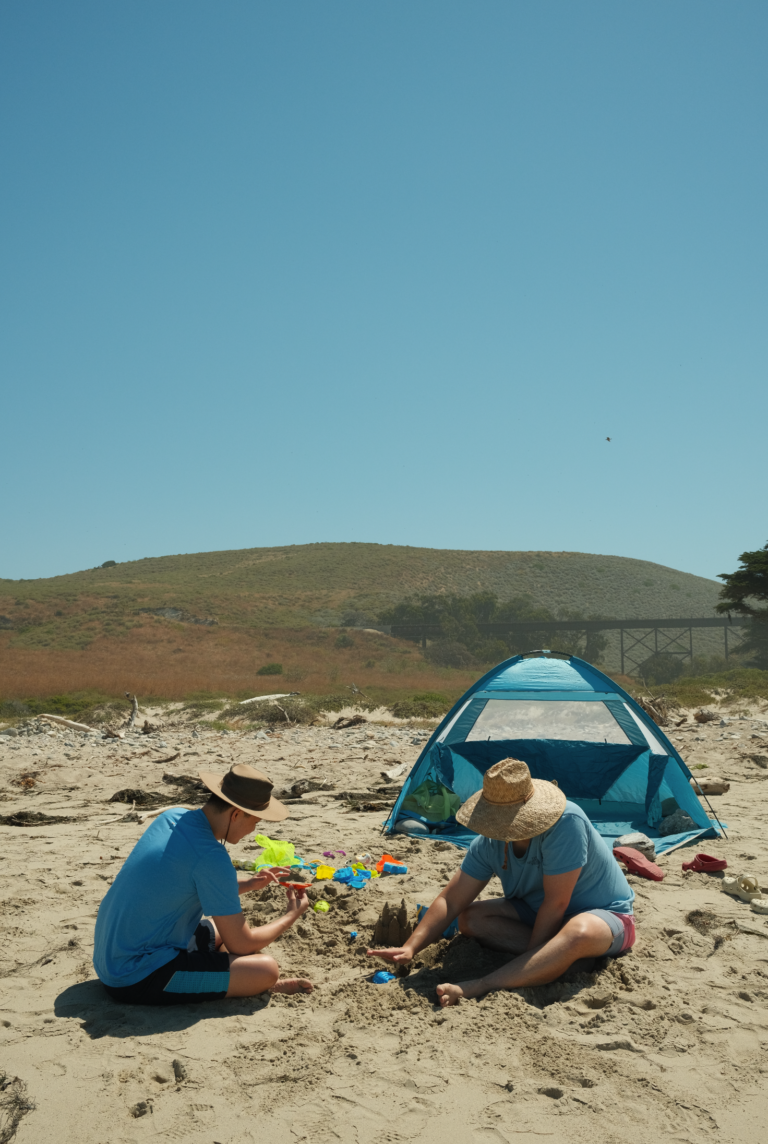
[436,983,465,1007]
[271,977,313,995]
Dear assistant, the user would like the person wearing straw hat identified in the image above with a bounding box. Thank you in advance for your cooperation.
[94,764,312,1005]
[368,759,635,1006]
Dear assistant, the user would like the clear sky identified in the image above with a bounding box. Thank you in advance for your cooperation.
[2,1,766,584]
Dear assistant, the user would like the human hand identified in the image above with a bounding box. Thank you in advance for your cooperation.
[365,945,414,964]
[283,886,311,920]
[241,866,291,893]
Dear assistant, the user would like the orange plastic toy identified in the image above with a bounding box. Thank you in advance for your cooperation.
[375,853,406,874]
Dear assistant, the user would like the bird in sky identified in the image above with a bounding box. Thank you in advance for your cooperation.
[606,436,611,442]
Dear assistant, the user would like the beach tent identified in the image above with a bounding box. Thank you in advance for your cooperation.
[385,652,723,854]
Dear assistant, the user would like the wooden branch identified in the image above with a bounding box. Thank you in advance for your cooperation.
[125,692,139,730]
[40,715,99,735]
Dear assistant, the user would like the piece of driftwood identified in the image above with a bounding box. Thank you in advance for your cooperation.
[136,804,195,823]
[125,693,139,729]
[382,762,408,781]
[239,692,299,705]
[736,920,768,939]
[690,776,730,794]
[146,751,181,765]
[333,714,368,730]
[694,709,718,724]
[103,727,124,739]
[637,694,669,727]
[40,715,99,735]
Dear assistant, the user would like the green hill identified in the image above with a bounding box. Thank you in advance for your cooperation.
[0,543,722,652]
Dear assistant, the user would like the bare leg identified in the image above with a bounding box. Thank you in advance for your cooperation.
[225,953,313,996]
[199,920,312,997]
[226,953,280,997]
[457,897,533,954]
[437,912,614,1007]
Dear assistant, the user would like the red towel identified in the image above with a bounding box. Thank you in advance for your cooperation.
[613,846,664,882]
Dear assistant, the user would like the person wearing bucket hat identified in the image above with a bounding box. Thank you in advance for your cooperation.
[93,764,313,1005]
[368,760,635,1005]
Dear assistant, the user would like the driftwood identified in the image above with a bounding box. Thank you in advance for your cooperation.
[690,776,730,794]
[333,714,368,730]
[40,715,99,735]
[239,692,299,706]
[694,709,719,724]
[636,693,670,727]
[125,693,139,730]
[381,762,408,781]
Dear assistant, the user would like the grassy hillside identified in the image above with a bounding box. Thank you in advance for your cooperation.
[0,543,725,700]
[0,543,721,638]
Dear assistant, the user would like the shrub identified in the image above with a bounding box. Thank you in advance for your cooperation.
[257,663,283,676]
[424,641,476,669]
[637,653,684,686]
[335,633,355,649]
[225,692,366,726]
[0,699,31,719]
[391,691,450,719]
[101,560,117,568]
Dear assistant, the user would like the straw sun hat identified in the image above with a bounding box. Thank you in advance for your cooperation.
[456,759,566,842]
[199,763,288,822]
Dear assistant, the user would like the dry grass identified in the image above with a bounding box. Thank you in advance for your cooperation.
[0,625,477,703]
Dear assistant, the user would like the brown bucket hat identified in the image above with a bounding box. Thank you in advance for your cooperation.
[455,759,566,842]
[199,763,288,822]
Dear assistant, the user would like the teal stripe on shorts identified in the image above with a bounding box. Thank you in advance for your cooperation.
[163,970,230,994]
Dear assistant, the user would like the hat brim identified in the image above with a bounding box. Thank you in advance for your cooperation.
[455,779,566,842]
[198,770,288,822]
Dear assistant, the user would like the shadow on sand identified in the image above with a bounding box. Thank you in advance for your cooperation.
[54,979,271,1039]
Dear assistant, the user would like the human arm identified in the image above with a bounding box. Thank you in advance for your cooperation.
[527,868,581,950]
[213,887,310,955]
[367,870,488,964]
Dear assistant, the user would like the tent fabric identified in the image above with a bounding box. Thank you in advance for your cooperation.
[450,740,649,800]
[385,653,724,855]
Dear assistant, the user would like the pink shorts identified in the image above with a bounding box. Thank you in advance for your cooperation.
[509,899,636,957]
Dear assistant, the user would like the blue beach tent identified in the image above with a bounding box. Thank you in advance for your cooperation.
[385,652,723,854]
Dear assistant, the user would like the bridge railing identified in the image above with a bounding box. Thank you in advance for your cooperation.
[383,617,751,675]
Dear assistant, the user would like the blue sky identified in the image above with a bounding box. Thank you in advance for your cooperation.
[2,1,766,584]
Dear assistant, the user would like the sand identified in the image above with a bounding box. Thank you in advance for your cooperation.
[2,708,768,1144]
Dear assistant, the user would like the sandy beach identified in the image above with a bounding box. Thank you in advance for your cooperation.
[2,706,768,1144]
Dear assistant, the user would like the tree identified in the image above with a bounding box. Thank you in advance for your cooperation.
[717,541,768,668]
[379,593,609,666]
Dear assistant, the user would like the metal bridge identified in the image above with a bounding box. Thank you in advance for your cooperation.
[385,616,751,675]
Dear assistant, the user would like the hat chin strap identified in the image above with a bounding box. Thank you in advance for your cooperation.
[222,808,235,846]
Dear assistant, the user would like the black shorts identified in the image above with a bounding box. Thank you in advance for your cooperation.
[102,922,231,1006]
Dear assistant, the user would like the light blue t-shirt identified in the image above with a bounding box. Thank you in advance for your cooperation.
[93,808,242,988]
[461,802,634,915]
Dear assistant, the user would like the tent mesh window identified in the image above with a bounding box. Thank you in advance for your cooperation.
[387,653,721,854]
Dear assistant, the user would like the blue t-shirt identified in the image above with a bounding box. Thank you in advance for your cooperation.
[461,802,634,916]
[93,808,242,988]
